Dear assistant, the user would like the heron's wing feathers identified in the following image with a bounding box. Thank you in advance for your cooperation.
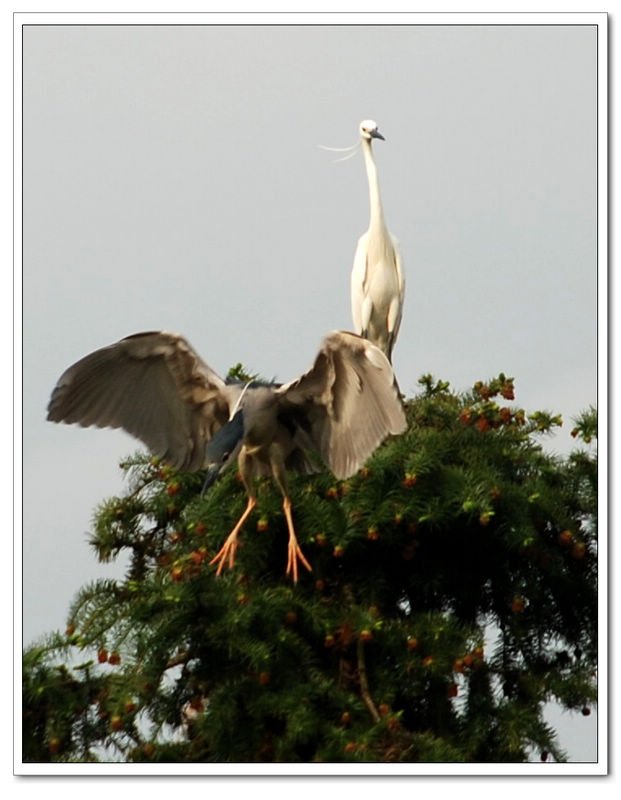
[350,234,369,333]
[389,233,405,341]
[47,331,231,471]
[391,234,406,299]
[276,331,406,480]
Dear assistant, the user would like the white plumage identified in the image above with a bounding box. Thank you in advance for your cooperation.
[351,119,405,362]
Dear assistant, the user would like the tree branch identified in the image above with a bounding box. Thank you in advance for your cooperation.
[357,637,380,723]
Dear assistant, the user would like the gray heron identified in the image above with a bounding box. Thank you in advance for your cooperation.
[47,330,407,582]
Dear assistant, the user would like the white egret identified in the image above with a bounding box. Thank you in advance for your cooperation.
[47,330,407,582]
[350,119,405,362]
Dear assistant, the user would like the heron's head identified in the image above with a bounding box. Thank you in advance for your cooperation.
[359,119,385,141]
[201,409,244,495]
[205,409,244,468]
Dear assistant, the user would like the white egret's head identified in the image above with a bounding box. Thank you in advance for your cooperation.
[359,119,385,141]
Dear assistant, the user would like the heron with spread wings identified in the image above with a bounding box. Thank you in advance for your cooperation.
[47,330,407,582]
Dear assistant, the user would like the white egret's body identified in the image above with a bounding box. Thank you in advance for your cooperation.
[351,120,405,362]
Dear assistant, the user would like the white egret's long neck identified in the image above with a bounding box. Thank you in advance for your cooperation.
[361,137,386,231]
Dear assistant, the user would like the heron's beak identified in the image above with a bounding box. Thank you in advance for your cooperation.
[200,464,222,497]
[370,129,385,141]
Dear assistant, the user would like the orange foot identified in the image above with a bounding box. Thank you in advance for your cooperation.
[209,531,240,576]
[286,535,312,583]
[282,496,312,583]
[209,497,256,577]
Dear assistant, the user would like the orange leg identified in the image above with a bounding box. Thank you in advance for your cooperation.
[209,496,257,576]
[283,496,312,583]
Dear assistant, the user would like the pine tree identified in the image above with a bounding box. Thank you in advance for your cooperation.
[23,373,597,763]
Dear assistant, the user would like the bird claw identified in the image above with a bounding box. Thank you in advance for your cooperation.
[209,534,239,576]
[209,498,256,578]
[286,538,312,583]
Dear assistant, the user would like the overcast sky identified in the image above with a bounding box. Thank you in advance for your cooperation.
[21,20,600,762]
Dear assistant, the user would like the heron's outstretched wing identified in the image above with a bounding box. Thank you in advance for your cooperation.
[276,331,407,480]
[47,331,232,471]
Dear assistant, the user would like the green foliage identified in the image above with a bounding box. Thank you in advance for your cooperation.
[570,406,598,444]
[23,374,597,763]
[226,363,258,383]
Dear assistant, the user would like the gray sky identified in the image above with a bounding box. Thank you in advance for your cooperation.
[21,22,598,761]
